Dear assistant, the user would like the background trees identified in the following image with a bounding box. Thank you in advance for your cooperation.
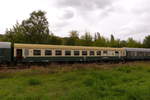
[4,22,25,43]
[80,32,93,46]
[93,32,108,47]
[0,34,4,41]
[21,10,49,44]
[65,30,79,46]
[143,36,150,48]
[3,10,49,44]
[126,38,142,48]
[0,10,149,48]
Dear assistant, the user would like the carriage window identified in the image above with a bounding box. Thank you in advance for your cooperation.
[115,51,119,54]
[97,51,101,56]
[16,49,23,58]
[90,51,95,56]
[74,51,80,56]
[115,51,119,56]
[103,51,107,54]
[65,51,71,56]
[2,49,8,56]
[82,51,87,56]
[24,49,29,56]
[55,50,62,56]
[33,50,41,56]
[45,50,52,56]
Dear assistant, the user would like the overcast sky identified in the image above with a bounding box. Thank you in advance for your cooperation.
[0,0,150,41]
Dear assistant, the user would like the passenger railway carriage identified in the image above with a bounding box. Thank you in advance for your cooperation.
[14,43,125,62]
[0,42,150,64]
[125,48,150,60]
[0,42,12,63]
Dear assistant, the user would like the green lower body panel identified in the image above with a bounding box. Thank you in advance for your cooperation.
[0,48,11,63]
[126,56,150,60]
[14,56,124,63]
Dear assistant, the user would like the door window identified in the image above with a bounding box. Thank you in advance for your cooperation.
[16,49,23,58]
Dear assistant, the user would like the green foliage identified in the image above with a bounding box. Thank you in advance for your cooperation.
[0,62,150,100]
[27,78,42,86]
[48,33,62,45]
[93,32,109,47]
[1,10,149,48]
[4,22,25,43]
[64,30,79,46]
[0,34,4,41]
[120,40,127,47]
[21,10,49,44]
[80,32,93,46]
[143,35,150,48]
[126,38,142,48]
[3,10,50,44]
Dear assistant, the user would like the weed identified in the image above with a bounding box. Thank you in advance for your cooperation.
[28,78,42,86]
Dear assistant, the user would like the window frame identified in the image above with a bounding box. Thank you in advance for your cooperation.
[90,51,95,56]
[45,50,52,56]
[65,50,71,56]
[103,51,108,54]
[97,51,101,56]
[82,51,87,56]
[33,50,41,56]
[55,50,62,56]
[74,51,80,56]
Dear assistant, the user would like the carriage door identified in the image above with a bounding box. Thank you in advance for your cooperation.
[16,49,23,59]
[115,51,119,57]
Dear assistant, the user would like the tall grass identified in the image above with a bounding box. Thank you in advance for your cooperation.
[0,61,150,100]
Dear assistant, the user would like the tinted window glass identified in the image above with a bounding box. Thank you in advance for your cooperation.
[16,49,22,58]
[2,49,8,56]
[115,51,119,54]
[24,49,29,56]
[45,50,52,55]
[97,51,101,56]
[65,51,71,56]
[55,50,62,56]
[103,51,107,54]
[74,51,80,56]
[33,50,41,56]
[90,51,95,56]
[82,51,87,56]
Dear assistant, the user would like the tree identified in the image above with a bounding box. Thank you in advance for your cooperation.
[126,38,142,48]
[80,32,93,46]
[65,30,79,45]
[48,33,62,45]
[0,34,4,41]
[93,32,108,47]
[4,22,25,43]
[94,32,101,41]
[3,10,50,44]
[22,10,49,44]
[110,34,115,42]
[120,40,127,47]
[143,35,150,48]
[109,34,115,47]
[109,34,120,47]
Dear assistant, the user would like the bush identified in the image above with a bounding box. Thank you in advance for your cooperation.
[83,77,95,87]
[116,66,132,73]
[28,78,42,86]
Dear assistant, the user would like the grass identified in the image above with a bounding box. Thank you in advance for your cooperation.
[0,61,150,100]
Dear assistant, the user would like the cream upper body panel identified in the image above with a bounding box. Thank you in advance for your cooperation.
[14,43,125,51]
[14,43,126,57]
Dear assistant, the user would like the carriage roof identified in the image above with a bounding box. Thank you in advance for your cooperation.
[14,43,125,51]
[124,48,150,52]
[0,42,11,48]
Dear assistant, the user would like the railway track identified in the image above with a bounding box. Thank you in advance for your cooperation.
[0,64,31,70]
